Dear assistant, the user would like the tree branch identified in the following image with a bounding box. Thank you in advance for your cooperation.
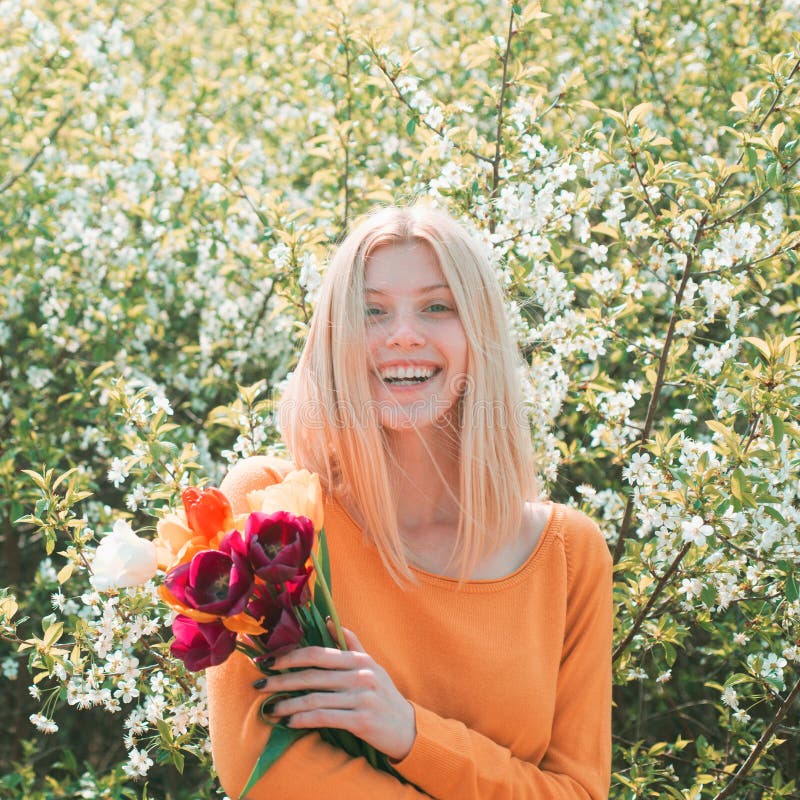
[712,674,800,800]
[612,242,696,562]
[490,5,517,228]
[0,108,73,195]
[612,542,692,662]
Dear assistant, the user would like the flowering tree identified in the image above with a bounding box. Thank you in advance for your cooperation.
[1,0,798,797]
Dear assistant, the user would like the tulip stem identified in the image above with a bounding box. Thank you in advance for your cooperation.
[310,550,346,650]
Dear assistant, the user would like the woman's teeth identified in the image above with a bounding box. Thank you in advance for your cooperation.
[379,366,438,385]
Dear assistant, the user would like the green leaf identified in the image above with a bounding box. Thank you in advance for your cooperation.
[770,414,785,446]
[730,467,747,501]
[406,117,416,135]
[171,749,185,774]
[763,505,787,525]
[786,575,799,603]
[701,584,717,609]
[156,718,173,744]
[41,621,63,648]
[239,725,308,798]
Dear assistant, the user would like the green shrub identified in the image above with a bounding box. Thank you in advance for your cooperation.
[1,0,798,797]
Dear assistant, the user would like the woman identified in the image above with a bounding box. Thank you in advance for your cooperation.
[207,206,613,799]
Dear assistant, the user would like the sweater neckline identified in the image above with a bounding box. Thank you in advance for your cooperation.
[328,497,563,593]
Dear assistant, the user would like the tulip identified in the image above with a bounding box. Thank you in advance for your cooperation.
[246,511,315,583]
[254,591,304,657]
[154,511,196,570]
[247,470,324,532]
[156,487,238,571]
[164,549,253,616]
[91,520,158,591]
[170,615,237,672]
[181,486,235,540]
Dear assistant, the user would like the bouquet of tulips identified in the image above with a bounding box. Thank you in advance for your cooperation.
[155,470,395,796]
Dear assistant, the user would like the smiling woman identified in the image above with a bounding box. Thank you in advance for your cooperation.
[206,205,613,800]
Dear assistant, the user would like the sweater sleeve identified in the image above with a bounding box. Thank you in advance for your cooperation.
[208,456,431,799]
[207,650,431,799]
[389,511,613,800]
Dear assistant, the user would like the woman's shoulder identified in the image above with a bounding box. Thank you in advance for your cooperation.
[555,503,613,581]
[219,455,294,515]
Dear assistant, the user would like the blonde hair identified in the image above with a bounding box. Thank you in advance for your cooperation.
[279,205,539,581]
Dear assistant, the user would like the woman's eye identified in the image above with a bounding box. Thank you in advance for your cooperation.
[426,303,451,313]
[365,306,384,317]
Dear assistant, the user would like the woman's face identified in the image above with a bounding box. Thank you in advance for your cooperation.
[363,241,468,431]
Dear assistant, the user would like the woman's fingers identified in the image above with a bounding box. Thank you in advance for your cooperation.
[271,644,365,672]
[266,689,360,717]
[259,667,353,694]
[253,626,416,759]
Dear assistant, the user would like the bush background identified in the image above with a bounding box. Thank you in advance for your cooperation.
[1,0,799,797]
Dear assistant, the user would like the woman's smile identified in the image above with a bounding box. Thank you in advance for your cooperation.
[364,241,467,427]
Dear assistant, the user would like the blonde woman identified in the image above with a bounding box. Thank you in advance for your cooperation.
[207,206,613,799]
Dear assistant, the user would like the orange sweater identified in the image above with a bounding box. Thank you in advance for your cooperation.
[207,457,613,799]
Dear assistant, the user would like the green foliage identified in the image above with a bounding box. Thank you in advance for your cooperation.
[1,0,798,797]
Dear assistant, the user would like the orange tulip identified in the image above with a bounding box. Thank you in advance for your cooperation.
[246,470,324,532]
[182,487,235,540]
[155,492,241,571]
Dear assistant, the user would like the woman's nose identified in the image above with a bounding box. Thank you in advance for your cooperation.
[386,313,424,349]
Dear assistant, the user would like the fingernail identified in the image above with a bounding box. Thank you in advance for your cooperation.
[252,678,268,689]
[278,715,292,727]
[263,657,276,669]
[262,699,278,716]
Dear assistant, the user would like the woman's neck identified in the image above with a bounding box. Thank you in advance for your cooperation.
[384,425,461,534]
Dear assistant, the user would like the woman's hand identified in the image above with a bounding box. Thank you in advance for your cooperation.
[256,625,416,762]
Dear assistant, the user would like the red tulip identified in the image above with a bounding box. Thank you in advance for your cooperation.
[165,549,253,616]
[258,597,304,657]
[170,615,237,671]
[246,511,314,583]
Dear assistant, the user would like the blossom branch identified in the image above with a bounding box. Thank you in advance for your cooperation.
[613,243,697,562]
[712,674,800,800]
[0,107,73,195]
[368,48,493,167]
[489,4,517,226]
[631,19,677,127]
[612,542,692,663]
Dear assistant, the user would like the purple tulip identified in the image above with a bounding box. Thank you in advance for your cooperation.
[258,596,304,657]
[170,615,237,671]
[246,511,315,583]
[165,549,253,616]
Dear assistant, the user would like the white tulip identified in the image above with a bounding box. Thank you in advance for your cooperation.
[90,520,158,591]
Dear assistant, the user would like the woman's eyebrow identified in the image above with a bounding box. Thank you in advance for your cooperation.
[364,284,451,295]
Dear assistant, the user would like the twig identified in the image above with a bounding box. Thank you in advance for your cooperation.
[490,5,517,222]
[712,675,800,800]
[369,49,493,167]
[0,108,73,194]
[336,10,354,232]
[631,19,677,128]
[693,236,800,279]
[612,542,692,662]
[612,242,696,562]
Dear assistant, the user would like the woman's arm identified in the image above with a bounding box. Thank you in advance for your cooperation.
[207,649,430,799]
[207,456,430,799]
[389,516,613,800]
